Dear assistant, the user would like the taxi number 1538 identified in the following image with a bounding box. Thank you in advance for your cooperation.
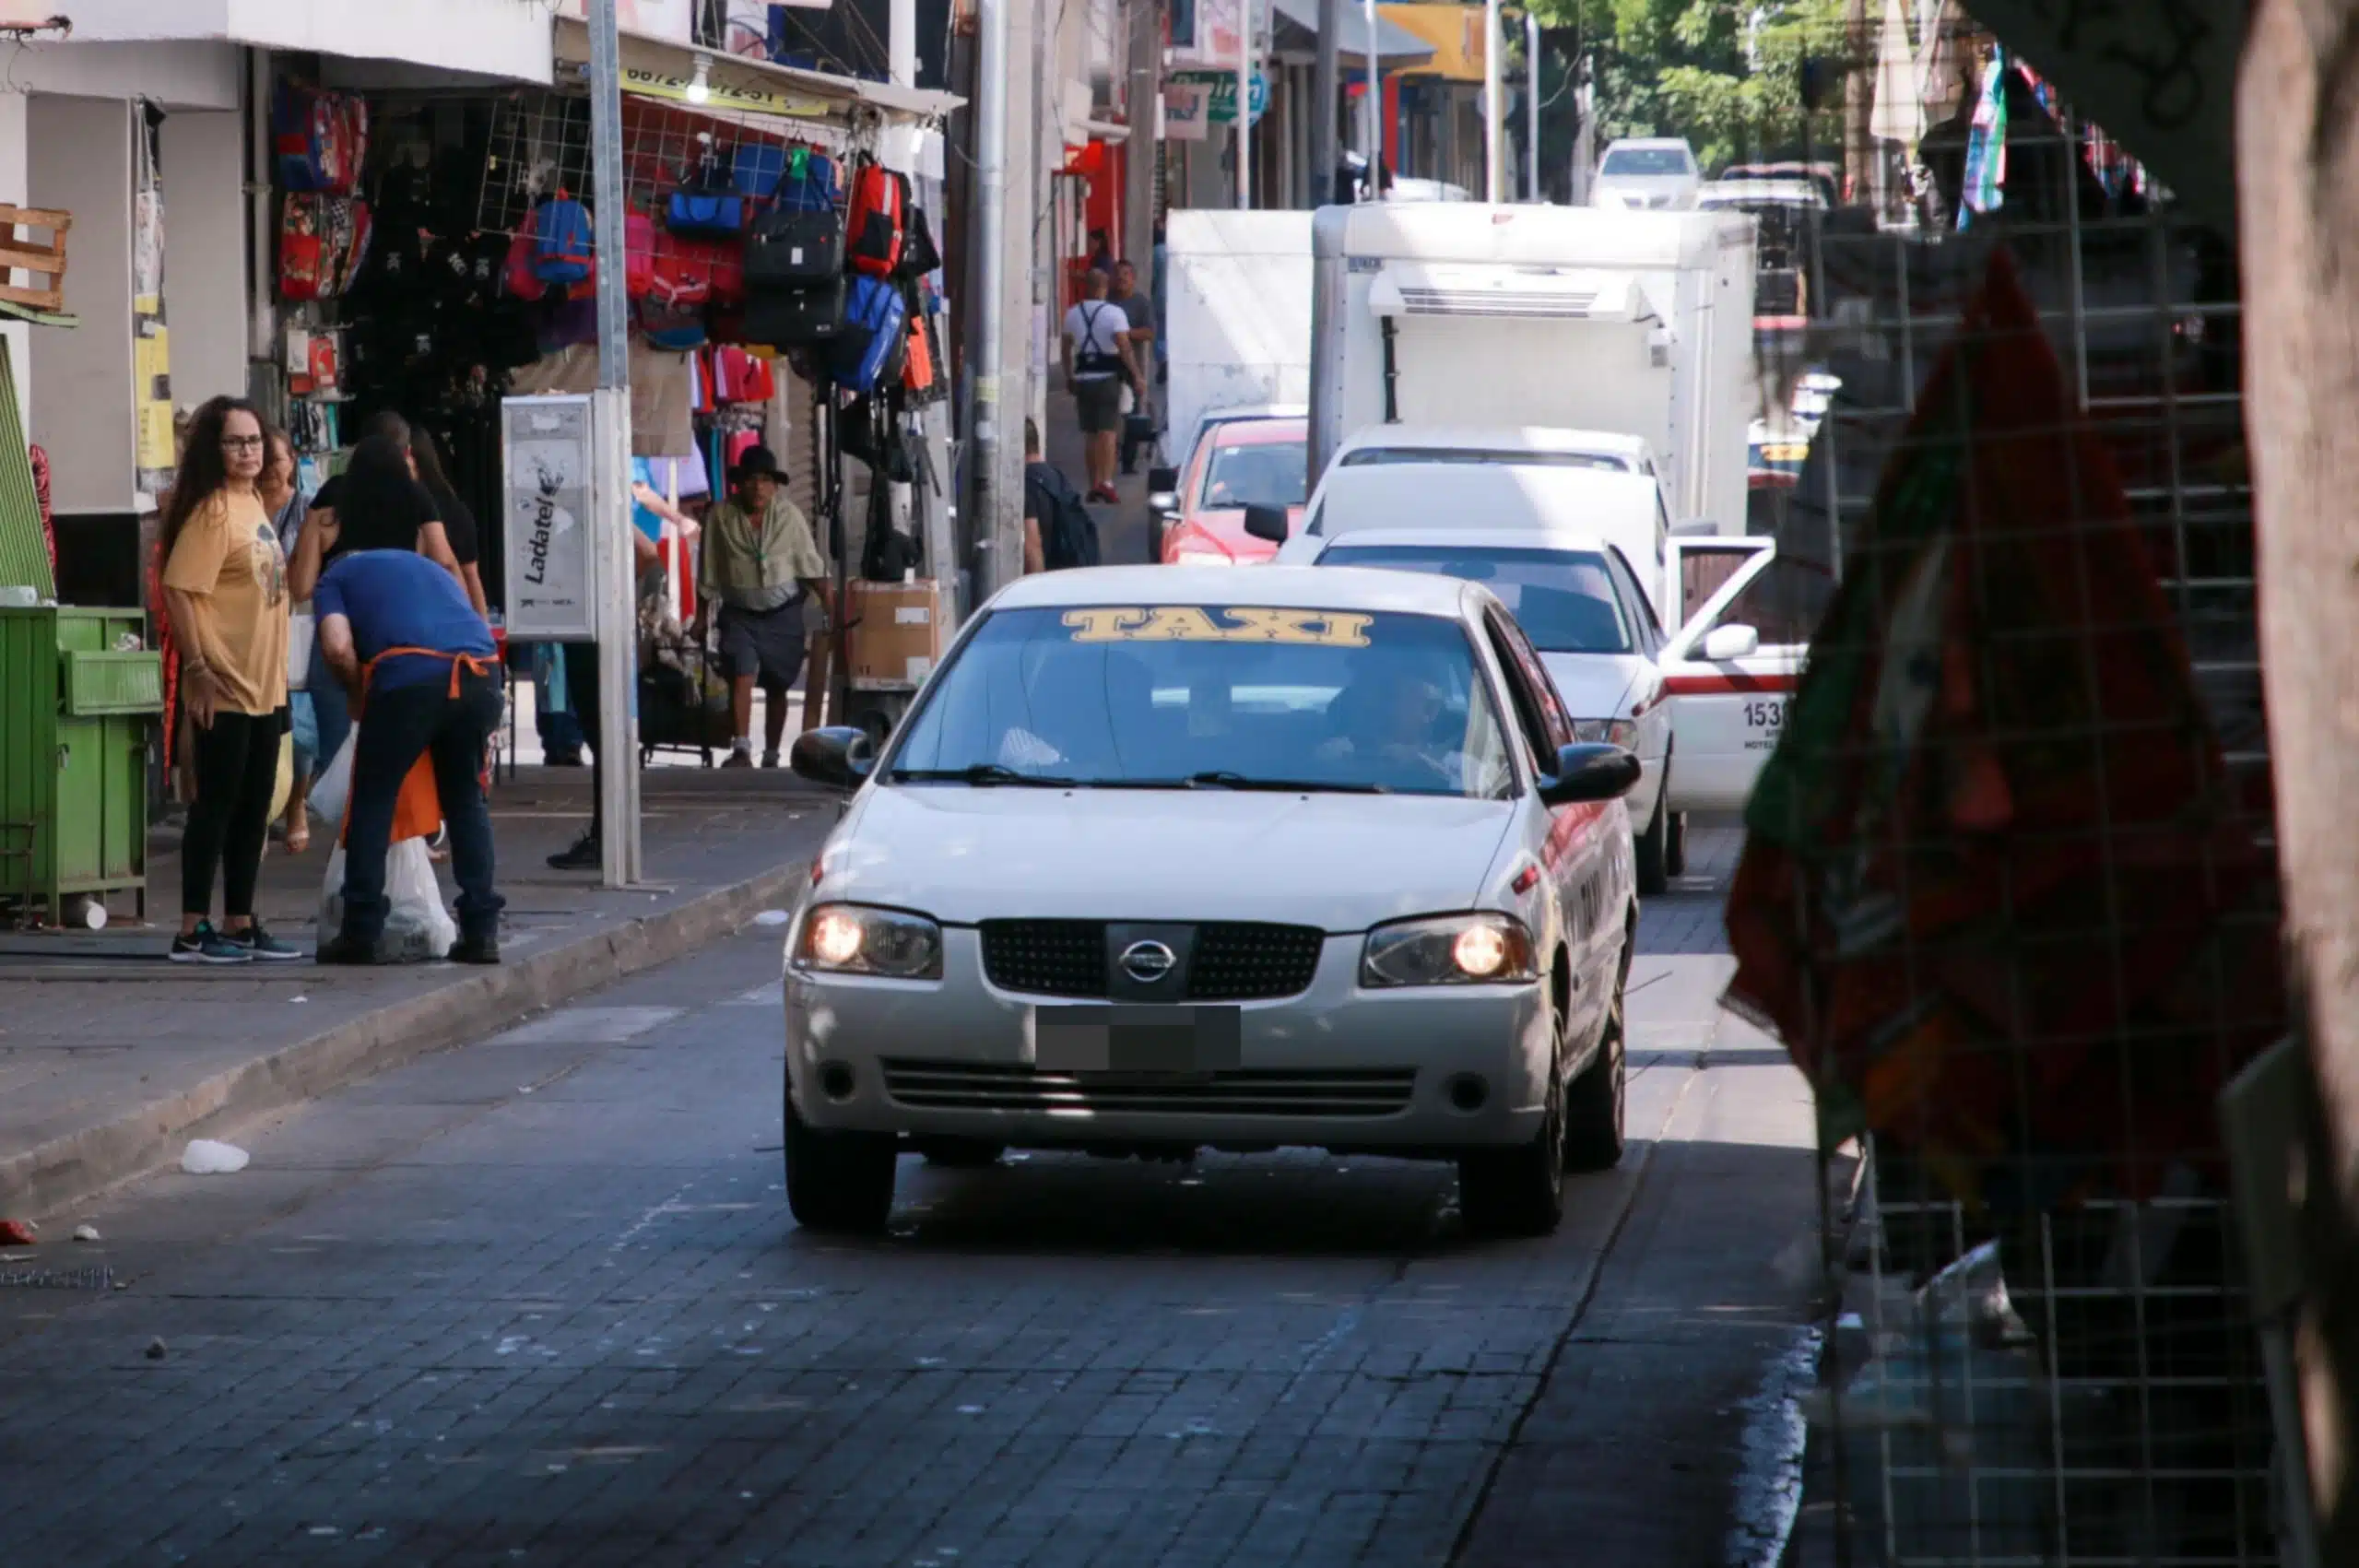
[1743,699,1789,730]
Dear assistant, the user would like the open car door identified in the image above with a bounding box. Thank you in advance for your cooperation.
[1659,537,1810,814]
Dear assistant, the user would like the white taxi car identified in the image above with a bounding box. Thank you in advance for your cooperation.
[1305,525,1688,893]
[783,566,1644,1239]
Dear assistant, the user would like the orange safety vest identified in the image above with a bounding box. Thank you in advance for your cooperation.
[338,646,497,849]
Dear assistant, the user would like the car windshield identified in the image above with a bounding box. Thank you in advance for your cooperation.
[1319,545,1635,654]
[1199,440,1310,510]
[888,606,1515,798]
[1601,147,1693,176]
[1338,447,1631,472]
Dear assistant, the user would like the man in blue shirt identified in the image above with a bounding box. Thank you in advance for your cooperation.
[312,548,503,965]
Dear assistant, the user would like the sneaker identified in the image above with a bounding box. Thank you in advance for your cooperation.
[761,750,781,770]
[315,934,382,966]
[169,922,253,965]
[547,832,601,871]
[544,749,584,767]
[721,749,753,769]
[447,933,501,965]
[226,922,304,962]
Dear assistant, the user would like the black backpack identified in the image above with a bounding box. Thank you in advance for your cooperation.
[1029,462,1101,571]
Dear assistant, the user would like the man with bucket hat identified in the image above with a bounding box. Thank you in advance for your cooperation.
[696,444,833,769]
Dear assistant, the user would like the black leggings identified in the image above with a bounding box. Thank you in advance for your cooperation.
[183,707,285,921]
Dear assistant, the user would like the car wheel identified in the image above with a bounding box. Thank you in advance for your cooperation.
[1634,779,1670,896]
[783,1092,898,1234]
[1664,805,1688,879]
[1458,1004,1568,1238]
[915,1137,1007,1169]
[1564,946,1629,1173]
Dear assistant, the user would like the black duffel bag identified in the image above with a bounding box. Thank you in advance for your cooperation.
[744,273,847,348]
[744,205,843,291]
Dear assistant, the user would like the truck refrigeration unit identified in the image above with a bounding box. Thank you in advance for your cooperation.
[1305,203,1758,535]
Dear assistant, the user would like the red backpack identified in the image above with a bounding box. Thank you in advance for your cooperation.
[278,194,326,301]
[845,163,904,277]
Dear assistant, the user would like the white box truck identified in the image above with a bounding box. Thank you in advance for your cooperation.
[1161,208,1316,471]
[1305,203,1757,534]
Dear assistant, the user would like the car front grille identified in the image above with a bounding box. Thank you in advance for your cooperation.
[1187,923,1326,1000]
[979,920,1106,998]
[881,1060,1416,1118]
[978,920,1326,1001]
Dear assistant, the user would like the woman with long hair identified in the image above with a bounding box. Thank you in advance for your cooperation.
[260,424,314,854]
[159,396,300,962]
[407,426,490,617]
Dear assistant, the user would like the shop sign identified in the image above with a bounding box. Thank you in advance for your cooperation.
[501,395,600,642]
[1169,0,1250,69]
[602,61,837,120]
[1171,69,1268,127]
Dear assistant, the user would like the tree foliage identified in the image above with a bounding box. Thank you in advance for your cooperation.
[1527,0,1851,173]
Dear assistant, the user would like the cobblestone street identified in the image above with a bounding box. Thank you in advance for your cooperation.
[0,829,1819,1568]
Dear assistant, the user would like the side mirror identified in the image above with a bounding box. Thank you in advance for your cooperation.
[1146,466,1178,494]
[789,725,877,791]
[1538,742,1642,808]
[1149,493,1178,514]
[1702,623,1761,661]
[1242,503,1290,544]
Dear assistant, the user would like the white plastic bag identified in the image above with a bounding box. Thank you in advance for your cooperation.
[318,839,457,964]
[308,731,355,829]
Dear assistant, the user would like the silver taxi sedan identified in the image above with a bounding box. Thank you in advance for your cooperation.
[782,566,1642,1238]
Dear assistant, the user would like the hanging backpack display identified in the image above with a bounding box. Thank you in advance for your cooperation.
[625,211,656,299]
[278,194,327,302]
[779,147,840,214]
[646,229,715,309]
[745,274,846,349]
[637,296,709,352]
[901,310,938,398]
[828,274,909,393]
[896,203,943,281]
[732,142,788,204]
[531,195,596,287]
[844,163,904,278]
[322,198,373,298]
[502,227,548,302]
[744,204,842,291]
[274,83,365,196]
[666,186,743,237]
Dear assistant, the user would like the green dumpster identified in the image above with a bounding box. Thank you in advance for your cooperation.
[0,606,164,925]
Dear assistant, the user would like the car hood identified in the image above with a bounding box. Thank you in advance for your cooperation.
[826,786,1516,928]
[1167,505,1306,565]
[1539,651,1648,722]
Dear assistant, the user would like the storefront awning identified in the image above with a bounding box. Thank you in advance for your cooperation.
[1268,0,1436,66]
[1369,263,1645,322]
[553,19,962,125]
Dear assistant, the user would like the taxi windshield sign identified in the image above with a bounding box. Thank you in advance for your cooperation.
[1061,607,1374,646]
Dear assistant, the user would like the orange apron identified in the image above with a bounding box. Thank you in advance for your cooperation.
[338,647,496,849]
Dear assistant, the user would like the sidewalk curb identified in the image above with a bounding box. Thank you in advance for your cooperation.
[3,859,809,1220]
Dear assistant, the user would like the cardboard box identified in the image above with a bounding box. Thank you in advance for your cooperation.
[846,577,946,688]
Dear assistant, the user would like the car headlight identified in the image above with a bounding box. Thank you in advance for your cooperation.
[1361,914,1538,987]
[794,902,943,978]
[1573,718,1639,749]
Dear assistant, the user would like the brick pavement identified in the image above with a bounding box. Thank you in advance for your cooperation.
[0,827,1811,1568]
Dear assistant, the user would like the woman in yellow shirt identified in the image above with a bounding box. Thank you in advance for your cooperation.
[159,397,300,963]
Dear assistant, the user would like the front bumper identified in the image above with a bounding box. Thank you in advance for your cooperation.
[785,927,1552,1154]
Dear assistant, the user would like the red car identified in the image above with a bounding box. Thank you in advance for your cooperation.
[1149,416,1310,565]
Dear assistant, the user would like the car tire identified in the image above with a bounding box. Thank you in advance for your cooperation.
[1634,779,1671,896]
[784,1093,898,1234]
[1564,946,1628,1173]
[915,1137,1006,1169]
[1664,805,1688,879]
[1458,1006,1568,1239]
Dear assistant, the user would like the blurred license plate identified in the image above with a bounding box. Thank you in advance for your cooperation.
[1034,1005,1243,1074]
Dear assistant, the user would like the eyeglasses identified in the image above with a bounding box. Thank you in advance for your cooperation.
[221,436,265,453]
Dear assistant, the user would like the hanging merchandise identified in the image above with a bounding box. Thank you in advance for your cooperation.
[531,193,597,287]
[647,227,718,307]
[285,325,345,398]
[779,146,839,213]
[321,197,373,298]
[625,210,656,298]
[746,273,846,348]
[732,141,789,203]
[638,295,709,351]
[844,163,905,277]
[667,135,745,236]
[503,227,548,301]
[896,203,943,281]
[745,201,842,290]
[274,82,368,195]
[1958,47,2008,230]
[538,292,600,353]
[279,193,327,301]
[901,308,938,398]
[828,274,908,393]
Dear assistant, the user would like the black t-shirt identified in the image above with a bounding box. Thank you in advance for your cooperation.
[310,473,442,567]
[429,486,480,568]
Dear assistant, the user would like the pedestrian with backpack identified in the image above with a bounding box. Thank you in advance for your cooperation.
[1021,420,1102,574]
[1060,268,1142,503]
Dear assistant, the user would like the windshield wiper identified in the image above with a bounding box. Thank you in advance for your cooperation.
[1180,771,1388,795]
[889,764,1078,787]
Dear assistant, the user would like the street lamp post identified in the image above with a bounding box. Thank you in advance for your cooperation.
[587,0,641,888]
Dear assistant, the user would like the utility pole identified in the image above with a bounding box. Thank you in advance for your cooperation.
[587,0,641,888]
[1482,0,1504,201]
[1311,0,1339,205]
[1124,0,1160,264]
[968,0,1021,604]
[1525,9,1541,202]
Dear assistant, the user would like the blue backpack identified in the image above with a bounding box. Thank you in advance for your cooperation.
[780,147,839,214]
[531,196,596,287]
[732,143,787,202]
[826,275,908,394]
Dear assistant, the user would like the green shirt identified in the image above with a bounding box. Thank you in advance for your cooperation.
[702,493,827,613]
